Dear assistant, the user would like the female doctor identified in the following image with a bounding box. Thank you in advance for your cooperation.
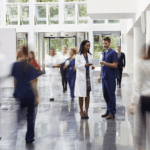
[75,40,95,119]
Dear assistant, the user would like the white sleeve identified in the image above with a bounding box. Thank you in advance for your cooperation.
[131,62,143,104]
[75,54,86,70]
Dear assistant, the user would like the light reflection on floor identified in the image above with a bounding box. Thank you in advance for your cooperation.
[0,73,135,150]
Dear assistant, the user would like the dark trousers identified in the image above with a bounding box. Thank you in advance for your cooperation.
[117,66,123,85]
[68,77,75,98]
[19,99,35,142]
[62,76,67,92]
[102,79,116,115]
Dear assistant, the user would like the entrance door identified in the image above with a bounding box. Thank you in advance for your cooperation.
[42,36,76,71]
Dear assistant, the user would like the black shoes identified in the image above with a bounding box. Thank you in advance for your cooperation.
[101,113,109,118]
[106,114,115,120]
[26,139,35,143]
[119,85,121,88]
[80,111,89,119]
[50,98,54,102]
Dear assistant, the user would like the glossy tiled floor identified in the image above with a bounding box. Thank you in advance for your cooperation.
[0,72,136,150]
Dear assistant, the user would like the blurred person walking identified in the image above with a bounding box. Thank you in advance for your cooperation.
[100,37,118,120]
[28,51,41,106]
[117,46,126,88]
[59,46,69,93]
[11,46,42,143]
[44,47,60,102]
[63,48,77,100]
[129,45,150,150]
[75,40,95,119]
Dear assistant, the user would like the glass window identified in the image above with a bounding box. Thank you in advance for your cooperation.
[21,6,29,25]
[50,38,61,55]
[6,0,29,3]
[6,6,18,25]
[63,38,75,51]
[49,5,59,25]
[36,0,58,2]
[35,5,47,25]
[93,20,105,24]
[64,5,75,24]
[78,4,88,24]
[65,0,87,1]
[94,34,120,58]
[108,20,120,23]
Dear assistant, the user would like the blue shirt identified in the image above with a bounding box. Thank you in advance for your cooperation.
[84,55,89,70]
[11,60,42,99]
[65,58,76,80]
[101,48,118,79]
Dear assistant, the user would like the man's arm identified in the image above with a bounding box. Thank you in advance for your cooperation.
[101,61,118,68]
[123,53,126,67]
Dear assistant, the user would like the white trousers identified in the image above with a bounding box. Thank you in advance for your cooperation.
[49,75,59,98]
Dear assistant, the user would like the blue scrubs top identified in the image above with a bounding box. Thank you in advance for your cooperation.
[101,48,118,79]
[11,60,42,99]
[65,58,76,81]
[84,55,89,70]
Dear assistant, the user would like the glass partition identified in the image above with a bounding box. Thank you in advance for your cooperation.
[64,5,75,24]
[78,4,88,24]
[35,5,47,25]
[21,6,29,25]
[49,5,59,25]
[6,6,18,25]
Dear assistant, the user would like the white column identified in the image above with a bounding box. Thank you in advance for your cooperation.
[88,17,94,57]
[126,33,134,75]
[1,0,5,27]
[134,27,145,63]
[28,0,35,51]
[133,27,146,79]
[146,11,150,51]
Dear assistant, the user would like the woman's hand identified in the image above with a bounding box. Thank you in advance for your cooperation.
[98,77,101,83]
[63,65,67,70]
[92,65,95,70]
[85,63,92,67]
[73,66,76,71]
[129,103,135,115]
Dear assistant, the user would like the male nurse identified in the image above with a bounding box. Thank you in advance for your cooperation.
[100,37,118,119]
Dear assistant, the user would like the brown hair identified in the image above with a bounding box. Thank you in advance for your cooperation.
[70,48,77,55]
[117,46,121,49]
[28,51,35,64]
[16,50,22,60]
[103,37,111,43]
[21,45,28,57]
[29,51,35,60]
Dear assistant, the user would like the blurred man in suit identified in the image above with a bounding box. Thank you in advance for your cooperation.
[117,46,126,88]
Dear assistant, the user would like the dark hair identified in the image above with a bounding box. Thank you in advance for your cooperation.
[49,47,55,55]
[79,40,92,55]
[117,46,121,49]
[147,45,150,59]
[21,45,28,57]
[103,37,111,43]
[28,51,35,64]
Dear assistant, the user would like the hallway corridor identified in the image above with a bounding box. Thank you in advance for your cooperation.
[0,74,135,150]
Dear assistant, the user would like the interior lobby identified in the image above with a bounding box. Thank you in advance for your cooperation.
[0,0,150,150]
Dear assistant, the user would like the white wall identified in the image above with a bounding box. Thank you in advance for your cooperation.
[87,0,136,15]
[0,28,16,87]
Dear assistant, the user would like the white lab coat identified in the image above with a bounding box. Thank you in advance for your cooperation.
[75,53,94,97]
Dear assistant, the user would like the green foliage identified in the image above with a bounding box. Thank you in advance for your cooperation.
[37,6,46,18]
[108,20,120,23]
[36,0,58,2]
[78,5,87,17]
[7,0,29,3]
[49,5,59,18]
[21,6,29,18]
[93,20,105,24]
